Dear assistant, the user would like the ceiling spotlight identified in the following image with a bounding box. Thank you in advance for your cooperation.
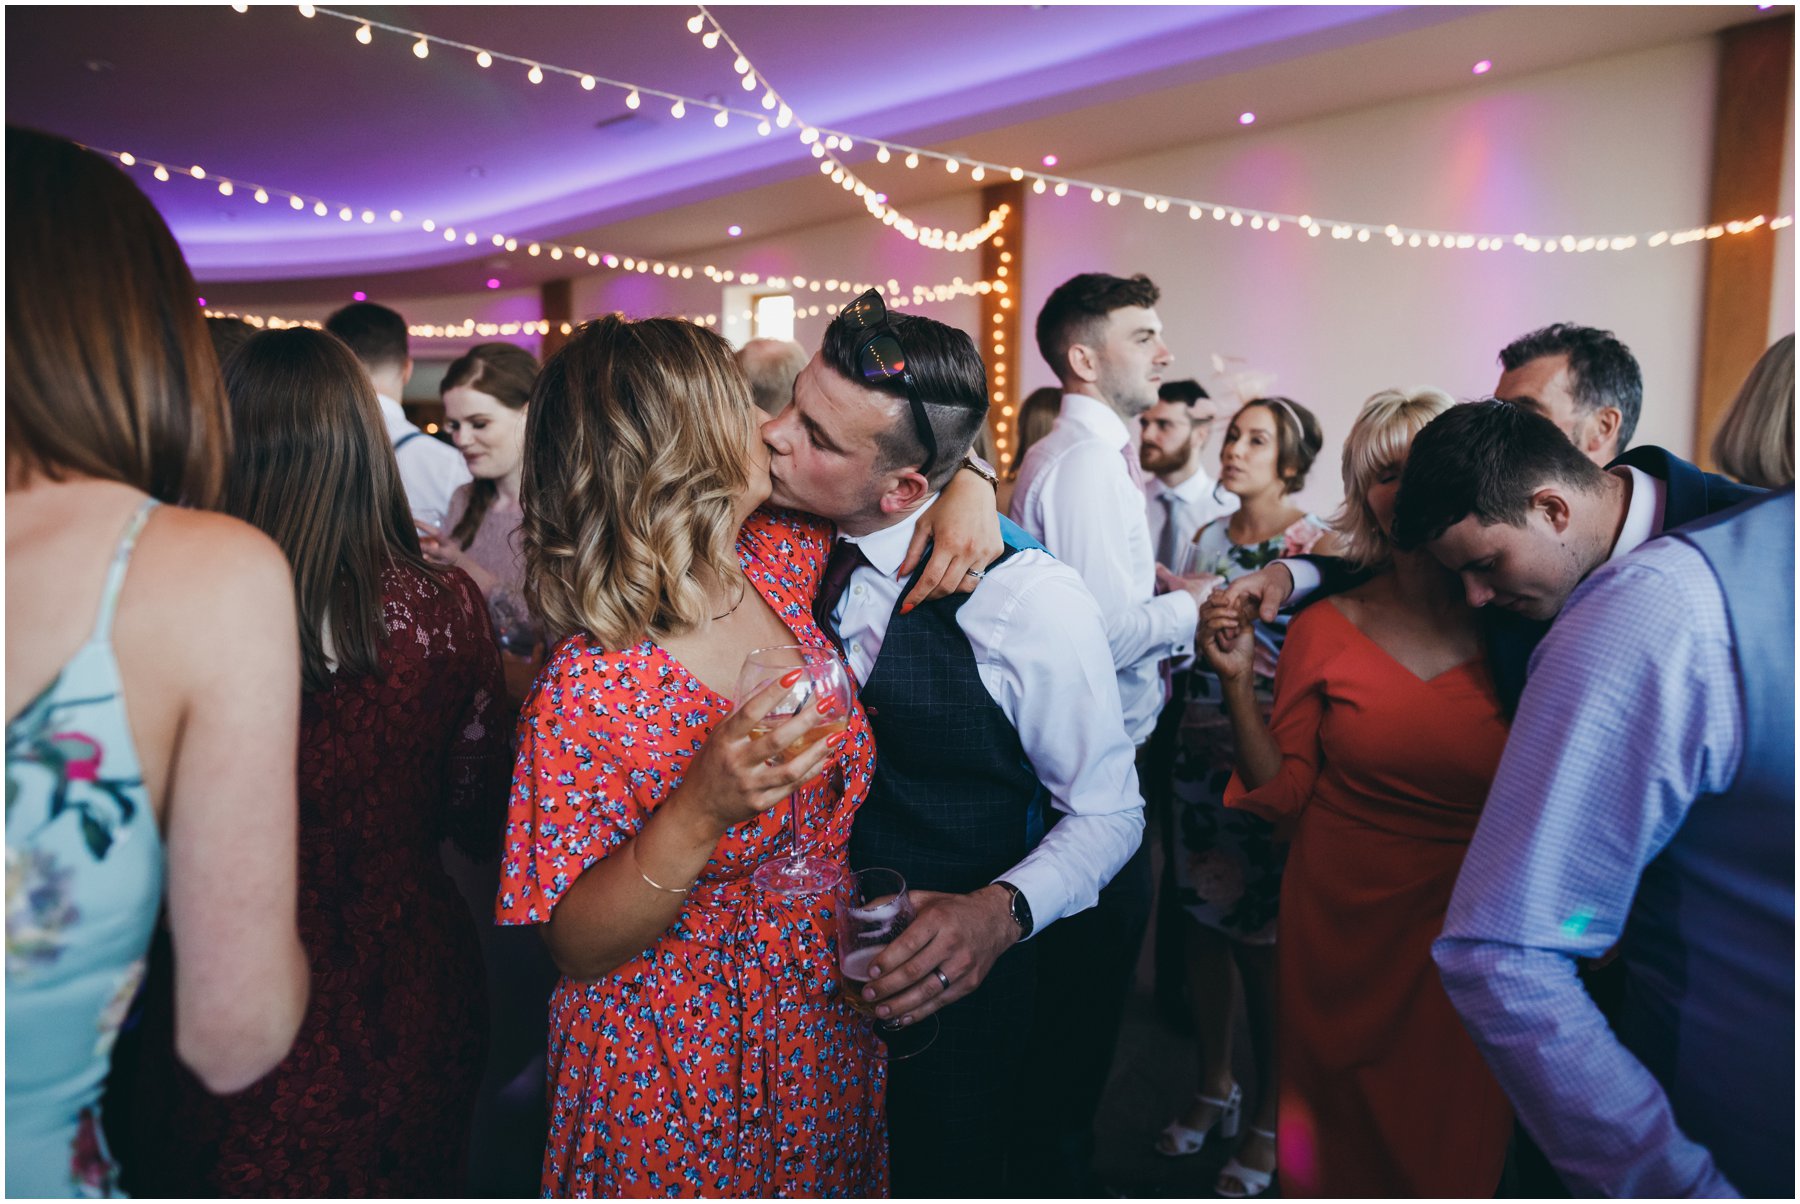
[728,224,743,237]
[1238,111,1255,125]
[1472,59,1493,75]
[486,278,501,289]
[353,291,367,301]
[1041,154,1058,167]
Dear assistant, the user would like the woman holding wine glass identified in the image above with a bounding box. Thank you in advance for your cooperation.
[495,314,1000,1198]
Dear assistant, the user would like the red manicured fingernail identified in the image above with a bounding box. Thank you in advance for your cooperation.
[901,602,914,614]
[827,733,847,749]
[779,668,803,687]
[817,696,841,716]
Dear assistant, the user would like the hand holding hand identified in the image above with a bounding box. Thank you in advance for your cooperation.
[1209,564,1295,638]
[1200,594,1258,683]
[861,886,1019,1025]
[675,675,844,834]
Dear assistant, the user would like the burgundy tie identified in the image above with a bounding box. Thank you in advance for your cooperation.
[813,539,870,654]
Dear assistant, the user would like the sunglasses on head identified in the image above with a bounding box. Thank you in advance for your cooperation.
[836,289,937,475]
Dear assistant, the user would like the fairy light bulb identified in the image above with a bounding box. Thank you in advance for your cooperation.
[527,63,544,84]
[971,165,986,181]
[298,3,315,16]
[702,30,720,48]
[356,22,372,44]
[1054,182,1069,197]
[255,188,270,203]
[714,108,729,127]
[762,90,777,110]
[777,105,793,128]
[733,54,749,73]
[626,89,641,109]
[476,50,492,67]
[413,37,429,58]
[422,218,436,231]
[218,180,233,196]
[580,74,595,90]
[314,201,328,216]
[670,98,685,118]
[757,119,771,136]
[289,193,303,209]
[905,152,920,169]
[741,74,757,91]
[687,13,705,33]
[190,165,206,179]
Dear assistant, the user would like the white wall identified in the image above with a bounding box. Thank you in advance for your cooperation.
[1021,38,1720,517]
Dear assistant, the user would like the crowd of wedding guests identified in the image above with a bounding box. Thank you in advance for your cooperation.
[7,124,1794,1200]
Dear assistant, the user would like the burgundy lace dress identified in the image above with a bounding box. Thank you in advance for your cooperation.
[108,563,512,1197]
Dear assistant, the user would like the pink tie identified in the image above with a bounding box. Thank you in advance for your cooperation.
[1121,440,1149,490]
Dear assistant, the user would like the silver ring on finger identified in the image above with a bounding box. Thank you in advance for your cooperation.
[933,967,951,991]
[964,567,986,579]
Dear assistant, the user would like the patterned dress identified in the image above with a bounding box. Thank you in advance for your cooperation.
[497,507,888,1199]
[1169,512,1330,943]
[6,499,161,1198]
[109,561,512,1197]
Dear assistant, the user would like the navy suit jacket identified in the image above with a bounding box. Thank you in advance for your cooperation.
[1302,446,1765,715]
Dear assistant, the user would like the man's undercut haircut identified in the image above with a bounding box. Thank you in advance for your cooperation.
[820,309,988,492]
[1035,272,1161,382]
[1158,379,1210,407]
[324,301,410,372]
[1392,399,1610,551]
[1499,322,1643,451]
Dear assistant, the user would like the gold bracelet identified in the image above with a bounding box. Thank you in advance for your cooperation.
[631,840,695,895]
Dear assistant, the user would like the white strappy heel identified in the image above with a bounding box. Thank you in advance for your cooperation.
[1152,1082,1242,1158]
[1214,1125,1277,1198]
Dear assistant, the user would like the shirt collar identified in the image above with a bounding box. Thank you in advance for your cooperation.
[1157,466,1217,504]
[839,495,938,578]
[1608,464,1666,563]
[1059,392,1131,451]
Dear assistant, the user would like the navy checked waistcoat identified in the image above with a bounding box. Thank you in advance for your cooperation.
[1617,491,1794,1199]
[847,527,1048,893]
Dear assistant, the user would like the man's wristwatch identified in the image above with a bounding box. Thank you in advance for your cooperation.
[993,880,1034,939]
[960,451,999,490]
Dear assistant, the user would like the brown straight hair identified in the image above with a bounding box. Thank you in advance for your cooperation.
[6,125,230,506]
[441,341,538,551]
[221,328,440,691]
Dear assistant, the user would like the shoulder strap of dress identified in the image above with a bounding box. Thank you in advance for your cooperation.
[90,497,161,643]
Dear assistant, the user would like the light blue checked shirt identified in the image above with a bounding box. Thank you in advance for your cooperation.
[1433,534,1745,1198]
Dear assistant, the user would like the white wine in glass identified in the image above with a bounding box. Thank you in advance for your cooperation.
[738,645,852,895]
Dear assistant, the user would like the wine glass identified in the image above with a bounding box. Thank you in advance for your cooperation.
[836,867,938,1059]
[738,645,852,895]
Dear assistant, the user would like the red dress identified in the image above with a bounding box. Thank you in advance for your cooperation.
[1226,600,1514,1197]
[496,508,887,1199]
[110,563,512,1196]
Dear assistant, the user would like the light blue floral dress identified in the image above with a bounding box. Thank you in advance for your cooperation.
[7,499,163,1197]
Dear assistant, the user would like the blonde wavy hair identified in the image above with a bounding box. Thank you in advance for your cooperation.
[522,314,756,649]
[1331,387,1457,570]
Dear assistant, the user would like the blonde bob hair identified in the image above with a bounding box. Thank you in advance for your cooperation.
[523,314,756,648]
[1712,334,1794,490]
[1331,387,1457,569]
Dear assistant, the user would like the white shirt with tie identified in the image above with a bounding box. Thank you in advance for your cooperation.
[1146,466,1239,575]
[827,496,1146,933]
[1007,391,1199,744]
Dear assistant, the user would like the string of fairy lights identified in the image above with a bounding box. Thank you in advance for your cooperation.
[91,143,1006,313]
[204,273,998,342]
[215,3,1791,258]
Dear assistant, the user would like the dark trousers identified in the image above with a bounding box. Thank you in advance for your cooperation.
[1140,679,1189,1024]
[1006,814,1154,1196]
[887,942,1036,1198]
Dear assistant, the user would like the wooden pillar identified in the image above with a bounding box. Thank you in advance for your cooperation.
[540,277,573,361]
[979,182,1026,474]
[1695,14,1792,466]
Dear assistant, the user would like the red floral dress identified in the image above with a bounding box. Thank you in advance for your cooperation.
[497,508,887,1199]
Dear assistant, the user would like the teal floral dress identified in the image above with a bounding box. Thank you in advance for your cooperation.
[6,499,162,1197]
[1169,512,1330,944]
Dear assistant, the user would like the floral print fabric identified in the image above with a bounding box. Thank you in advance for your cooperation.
[6,498,162,1198]
[1169,513,1330,944]
[497,507,888,1199]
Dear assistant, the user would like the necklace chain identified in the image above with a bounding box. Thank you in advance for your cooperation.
[711,579,748,622]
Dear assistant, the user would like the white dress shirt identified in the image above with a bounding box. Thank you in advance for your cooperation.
[1145,466,1238,573]
[1281,465,1666,602]
[829,498,1146,933]
[378,392,471,522]
[1008,392,1199,744]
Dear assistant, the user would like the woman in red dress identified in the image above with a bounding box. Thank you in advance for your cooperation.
[496,315,998,1198]
[1203,389,1514,1197]
[113,329,511,1195]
